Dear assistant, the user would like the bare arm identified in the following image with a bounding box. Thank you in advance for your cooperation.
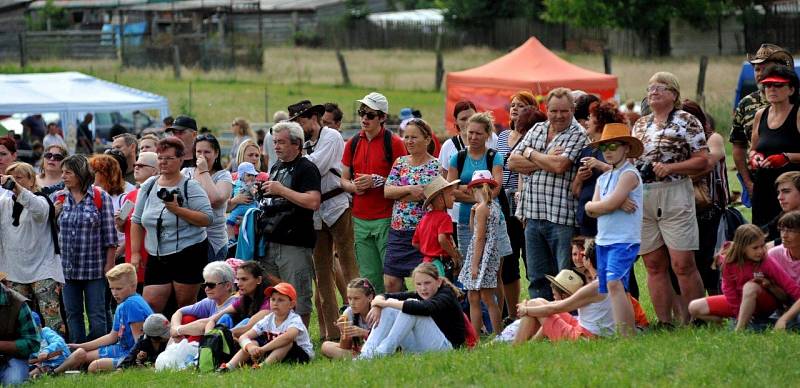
[232,309,270,339]
[585,171,639,216]
[194,171,232,208]
[529,150,573,174]
[447,165,473,203]
[698,133,725,176]
[508,153,538,174]
[520,282,604,317]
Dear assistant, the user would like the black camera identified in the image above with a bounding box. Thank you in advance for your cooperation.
[639,162,656,183]
[1,178,15,191]
[157,188,183,206]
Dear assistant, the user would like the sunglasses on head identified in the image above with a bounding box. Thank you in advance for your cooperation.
[196,134,217,142]
[203,281,227,289]
[598,142,623,152]
[358,109,380,120]
[44,152,64,161]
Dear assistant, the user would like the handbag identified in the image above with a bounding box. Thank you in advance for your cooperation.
[693,176,712,209]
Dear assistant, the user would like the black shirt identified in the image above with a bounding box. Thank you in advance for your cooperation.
[263,155,321,248]
[384,286,466,348]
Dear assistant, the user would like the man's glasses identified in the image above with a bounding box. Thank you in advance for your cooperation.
[44,152,65,161]
[598,142,623,152]
[358,109,379,120]
[203,281,227,289]
[646,85,672,94]
[157,156,178,162]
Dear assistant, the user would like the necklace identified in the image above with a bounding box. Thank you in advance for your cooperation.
[469,155,482,169]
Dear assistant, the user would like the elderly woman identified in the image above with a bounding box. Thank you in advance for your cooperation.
[0,162,65,335]
[750,65,800,227]
[228,117,257,172]
[170,261,237,339]
[182,134,233,262]
[383,118,440,292]
[116,152,159,287]
[56,155,117,342]
[632,72,708,326]
[37,144,68,191]
[205,261,273,338]
[130,137,213,313]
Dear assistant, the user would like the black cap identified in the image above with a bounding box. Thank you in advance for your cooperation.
[288,100,325,121]
[167,115,197,132]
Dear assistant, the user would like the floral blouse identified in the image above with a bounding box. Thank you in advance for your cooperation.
[386,156,441,231]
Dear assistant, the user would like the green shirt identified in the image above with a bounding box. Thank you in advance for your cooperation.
[0,285,40,358]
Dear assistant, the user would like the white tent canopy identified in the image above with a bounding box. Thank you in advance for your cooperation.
[0,71,169,140]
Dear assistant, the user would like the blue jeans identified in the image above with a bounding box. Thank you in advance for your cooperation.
[0,358,29,385]
[63,278,108,343]
[359,307,452,358]
[524,219,575,299]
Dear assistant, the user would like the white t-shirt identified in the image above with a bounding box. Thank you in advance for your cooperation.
[437,132,498,222]
[252,311,314,358]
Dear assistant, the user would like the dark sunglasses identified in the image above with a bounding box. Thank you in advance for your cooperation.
[358,109,379,120]
[203,281,227,289]
[763,83,789,89]
[598,142,623,152]
[134,163,155,169]
[44,152,65,161]
[166,128,188,135]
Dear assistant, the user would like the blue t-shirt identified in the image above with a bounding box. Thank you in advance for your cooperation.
[450,150,504,224]
[113,293,153,353]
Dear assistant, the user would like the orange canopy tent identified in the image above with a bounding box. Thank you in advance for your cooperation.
[445,37,617,133]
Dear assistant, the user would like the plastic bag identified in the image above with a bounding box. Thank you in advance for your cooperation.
[155,339,199,371]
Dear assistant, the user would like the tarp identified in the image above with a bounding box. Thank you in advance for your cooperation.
[0,71,169,143]
[445,37,618,133]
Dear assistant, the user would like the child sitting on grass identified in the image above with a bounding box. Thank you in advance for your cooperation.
[55,264,153,373]
[220,283,313,371]
[413,176,463,279]
[513,239,615,343]
[321,278,375,360]
[458,170,503,335]
[584,123,644,336]
[28,312,70,377]
[118,314,171,369]
[689,224,800,330]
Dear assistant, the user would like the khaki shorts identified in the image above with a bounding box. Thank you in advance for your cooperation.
[640,178,699,254]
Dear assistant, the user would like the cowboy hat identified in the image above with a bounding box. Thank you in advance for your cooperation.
[588,123,644,158]
[423,176,460,208]
[545,269,584,296]
[288,100,325,122]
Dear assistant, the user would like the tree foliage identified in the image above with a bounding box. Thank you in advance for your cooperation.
[437,0,544,29]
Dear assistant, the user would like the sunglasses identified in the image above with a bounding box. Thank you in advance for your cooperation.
[763,83,789,89]
[203,281,227,289]
[196,134,218,142]
[358,109,380,120]
[598,142,624,152]
[134,163,155,169]
[44,152,65,161]
[166,128,188,135]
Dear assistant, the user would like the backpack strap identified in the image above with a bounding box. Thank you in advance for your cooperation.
[451,135,463,151]
[383,128,394,165]
[456,149,467,177]
[349,135,360,176]
[34,191,60,255]
[486,148,497,171]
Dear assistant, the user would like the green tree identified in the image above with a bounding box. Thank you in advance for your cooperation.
[541,0,734,55]
[437,0,543,29]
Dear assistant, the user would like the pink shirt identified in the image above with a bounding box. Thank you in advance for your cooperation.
[721,255,800,316]
[768,245,800,284]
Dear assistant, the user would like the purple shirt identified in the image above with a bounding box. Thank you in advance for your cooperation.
[231,296,271,314]
[179,296,237,319]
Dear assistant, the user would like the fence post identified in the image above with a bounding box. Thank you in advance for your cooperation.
[696,55,708,106]
[188,81,193,115]
[336,48,351,86]
[434,32,444,91]
[18,32,27,68]
[119,10,126,67]
[264,86,269,123]
[603,48,612,74]
[172,45,182,80]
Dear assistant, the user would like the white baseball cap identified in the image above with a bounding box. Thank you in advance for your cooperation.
[357,92,389,113]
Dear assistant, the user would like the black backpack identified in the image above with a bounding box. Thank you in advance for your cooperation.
[455,148,511,218]
[196,324,238,372]
[348,128,395,175]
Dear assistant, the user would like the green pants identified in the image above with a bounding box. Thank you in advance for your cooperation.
[353,217,391,294]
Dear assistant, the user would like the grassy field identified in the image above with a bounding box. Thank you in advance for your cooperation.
[5,48,773,386]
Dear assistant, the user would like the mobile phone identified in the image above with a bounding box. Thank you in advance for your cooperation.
[119,200,135,220]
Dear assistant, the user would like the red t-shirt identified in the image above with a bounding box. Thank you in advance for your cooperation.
[123,189,148,283]
[342,127,407,220]
[413,209,454,259]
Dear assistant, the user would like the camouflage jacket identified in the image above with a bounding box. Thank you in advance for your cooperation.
[729,90,768,146]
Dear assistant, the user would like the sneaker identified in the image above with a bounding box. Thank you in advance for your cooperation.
[215,363,231,373]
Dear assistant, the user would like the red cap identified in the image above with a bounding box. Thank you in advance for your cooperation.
[760,76,791,84]
[264,282,297,302]
[256,172,270,182]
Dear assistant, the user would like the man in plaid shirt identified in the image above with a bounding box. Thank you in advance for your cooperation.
[509,87,588,300]
[0,282,40,385]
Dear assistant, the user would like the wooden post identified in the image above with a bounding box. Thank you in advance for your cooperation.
[18,32,27,68]
[188,81,193,115]
[336,49,351,86]
[696,55,708,106]
[172,44,182,80]
[434,31,444,91]
[119,9,126,66]
[264,86,269,123]
[603,48,612,74]
[257,9,264,71]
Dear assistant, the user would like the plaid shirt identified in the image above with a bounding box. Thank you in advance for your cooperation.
[513,120,587,226]
[0,285,40,358]
[58,187,117,280]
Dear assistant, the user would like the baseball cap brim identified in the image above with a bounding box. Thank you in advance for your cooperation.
[166,125,194,132]
[760,76,791,84]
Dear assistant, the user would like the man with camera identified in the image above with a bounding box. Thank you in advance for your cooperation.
[289,99,357,341]
[508,87,588,300]
[257,121,321,327]
[0,280,40,385]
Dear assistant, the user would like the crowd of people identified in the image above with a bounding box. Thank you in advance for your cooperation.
[2,42,800,384]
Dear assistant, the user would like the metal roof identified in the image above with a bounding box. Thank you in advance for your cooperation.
[29,0,147,9]
[123,0,342,12]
